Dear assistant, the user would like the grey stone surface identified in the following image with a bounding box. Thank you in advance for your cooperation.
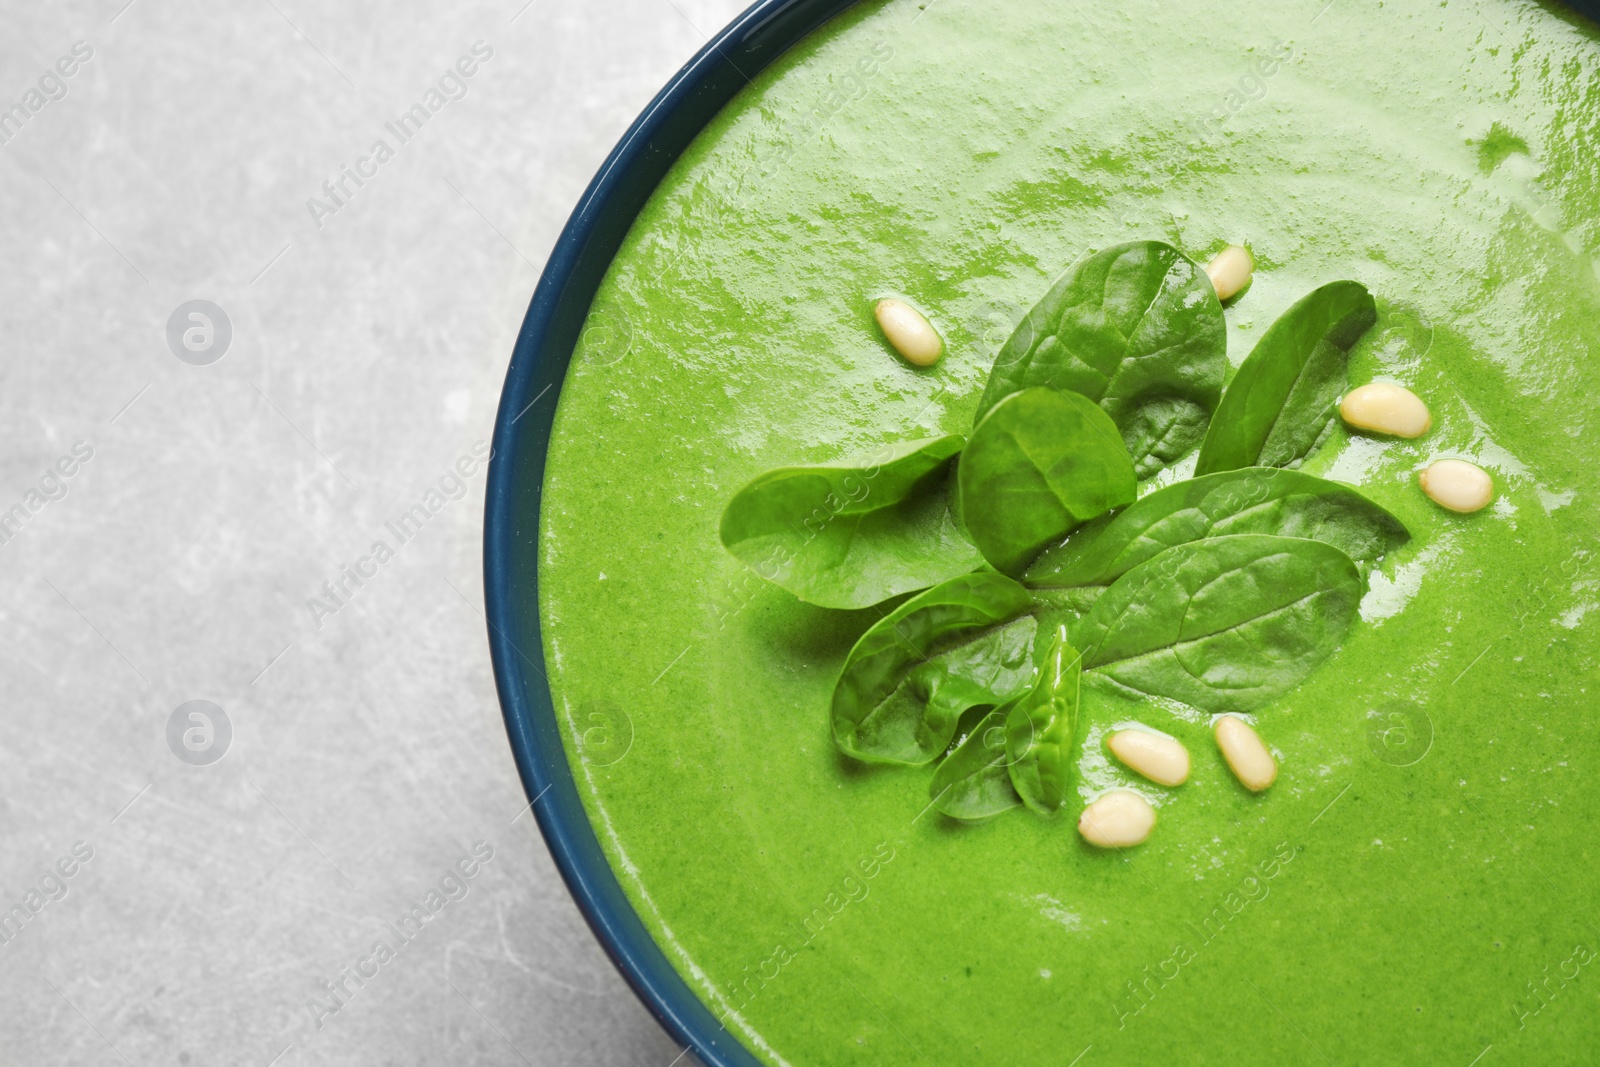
[0,1,744,1063]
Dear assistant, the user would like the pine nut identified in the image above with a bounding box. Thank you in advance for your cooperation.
[1339,382,1432,438]
[1215,716,1277,792]
[1077,790,1156,848]
[1107,729,1190,787]
[1419,459,1494,513]
[1204,245,1254,302]
[873,298,942,367]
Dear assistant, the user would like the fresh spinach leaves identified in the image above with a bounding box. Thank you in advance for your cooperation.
[975,241,1228,478]
[1005,625,1082,816]
[719,435,982,609]
[1194,281,1377,475]
[930,709,1023,820]
[831,571,1037,765]
[719,239,1410,829]
[958,388,1136,574]
[1075,534,1362,712]
[1026,467,1409,588]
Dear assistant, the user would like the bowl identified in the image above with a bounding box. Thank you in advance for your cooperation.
[485,2,1600,1064]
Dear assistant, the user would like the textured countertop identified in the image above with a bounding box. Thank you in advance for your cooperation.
[0,1,742,1062]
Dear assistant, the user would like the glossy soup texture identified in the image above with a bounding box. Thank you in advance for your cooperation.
[539,1,1600,1063]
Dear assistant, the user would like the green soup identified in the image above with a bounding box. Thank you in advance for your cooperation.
[539,1,1600,1062]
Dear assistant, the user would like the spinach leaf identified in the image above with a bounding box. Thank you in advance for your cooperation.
[975,241,1227,478]
[958,388,1136,575]
[930,709,1022,821]
[1005,625,1082,816]
[1026,467,1410,588]
[1194,281,1377,475]
[1076,535,1361,712]
[719,436,982,610]
[832,571,1039,765]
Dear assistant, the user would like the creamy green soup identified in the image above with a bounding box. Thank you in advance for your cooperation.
[539,1,1600,1062]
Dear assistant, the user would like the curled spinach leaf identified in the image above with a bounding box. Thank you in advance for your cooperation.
[1026,467,1410,588]
[930,709,1022,821]
[975,241,1227,477]
[719,436,982,610]
[1005,625,1082,816]
[958,388,1136,575]
[1076,534,1362,712]
[832,571,1038,765]
[1194,281,1377,475]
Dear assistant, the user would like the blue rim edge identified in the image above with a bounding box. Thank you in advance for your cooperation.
[485,1,1600,1063]
[484,2,855,1064]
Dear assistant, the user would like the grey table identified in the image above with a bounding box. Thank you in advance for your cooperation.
[0,1,743,1062]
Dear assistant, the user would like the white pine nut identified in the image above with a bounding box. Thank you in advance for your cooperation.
[1339,382,1432,438]
[1215,716,1277,792]
[1419,459,1494,513]
[1077,790,1156,848]
[1204,245,1254,302]
[873,298,942,367]
[1107,729,1190,787]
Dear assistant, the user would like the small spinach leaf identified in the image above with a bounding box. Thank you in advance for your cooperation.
[832,571,1038,765]
[930,709,1022,821]
[959,388,1136,574]
[1005,625,1082,816]
[1076,535,1361,712]
[975,241,1227,477]
[720,436,982,610]
[1026,467,1409,588]
[1194,281,1377,475]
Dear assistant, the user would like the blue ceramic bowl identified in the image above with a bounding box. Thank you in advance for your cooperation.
[484,2,1600,1063]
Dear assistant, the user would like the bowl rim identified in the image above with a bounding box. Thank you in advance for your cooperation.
[483,2,855,1064]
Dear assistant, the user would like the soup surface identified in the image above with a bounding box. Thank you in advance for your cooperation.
[540,1,1600,1062]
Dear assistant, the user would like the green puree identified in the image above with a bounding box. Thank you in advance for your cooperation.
[539,1,1600,1062]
